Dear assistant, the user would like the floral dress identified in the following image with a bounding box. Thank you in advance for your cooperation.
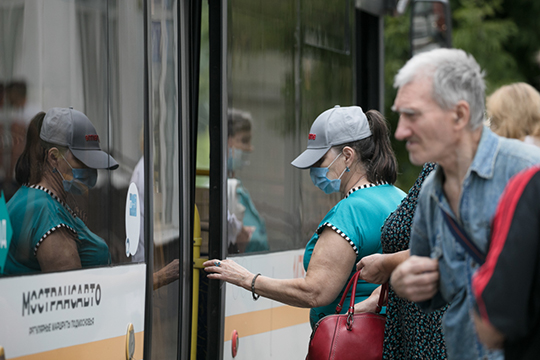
[382,163,447,359]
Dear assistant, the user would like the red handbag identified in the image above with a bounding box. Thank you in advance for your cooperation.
[306,271,388,360]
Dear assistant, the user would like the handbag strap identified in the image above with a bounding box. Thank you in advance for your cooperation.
[335,270,389,315]
[440,208,485,265]
[335,270,361,314]
[376,283,388,314]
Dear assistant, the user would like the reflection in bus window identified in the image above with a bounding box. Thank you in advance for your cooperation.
[148,0,182,358]
[227,0,352,254]
[0,0,150,269]
[227,109,269,254]
[1,108,118,276]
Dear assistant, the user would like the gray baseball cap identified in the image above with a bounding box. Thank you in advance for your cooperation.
[291,105,372,169]
[40,107,119,170]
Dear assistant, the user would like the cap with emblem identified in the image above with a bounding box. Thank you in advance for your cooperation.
[291,105,372,169]
[40,107,119,170]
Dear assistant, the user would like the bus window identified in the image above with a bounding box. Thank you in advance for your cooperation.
[148,0,182,358]
[225,0,354,254]
[0,1,147,358]
[0,0,145,274]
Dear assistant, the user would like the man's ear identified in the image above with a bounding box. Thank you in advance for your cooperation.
[454,100,471,130]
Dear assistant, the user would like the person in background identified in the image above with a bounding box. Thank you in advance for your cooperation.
[472,165,540,360]
[486,82,540,147]
[227,108,268,253]
[355,163,447,359]
[204,105,405,329]
[388,48,540,360]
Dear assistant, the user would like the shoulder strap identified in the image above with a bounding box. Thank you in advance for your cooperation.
[440,209,485,265]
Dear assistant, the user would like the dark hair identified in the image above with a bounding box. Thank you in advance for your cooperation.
[228,108,252,138]
[335,110,398,184]
[15,112,47,185]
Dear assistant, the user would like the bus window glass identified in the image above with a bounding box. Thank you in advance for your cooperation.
[226,0,354,254]
[0,0,145,275]
[149,0,181,358]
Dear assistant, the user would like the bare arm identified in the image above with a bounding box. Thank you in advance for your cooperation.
[153,259,180,290]
[354,285,382,313]
[357,250,410,284]
[204,227,357,308]
[36,228,82,272]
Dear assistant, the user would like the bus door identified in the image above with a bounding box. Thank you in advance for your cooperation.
[200,0,357,358]
[0,1,148,358]
[147,0,201,359]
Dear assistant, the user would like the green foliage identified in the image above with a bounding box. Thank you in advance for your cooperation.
[452,0,522,92]
[383,13,423,190]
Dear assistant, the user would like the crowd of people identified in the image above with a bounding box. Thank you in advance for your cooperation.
[3,46,540,360]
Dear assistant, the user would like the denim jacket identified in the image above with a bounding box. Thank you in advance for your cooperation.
[410,127,540,360]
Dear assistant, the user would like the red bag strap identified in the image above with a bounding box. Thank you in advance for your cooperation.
[335,270,361,314]
[376,283,389,314]
[335,270,389,315]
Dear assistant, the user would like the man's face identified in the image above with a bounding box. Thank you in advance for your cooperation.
[393,77,457,166]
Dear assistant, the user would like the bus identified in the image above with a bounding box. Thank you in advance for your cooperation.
[0,0,450,359]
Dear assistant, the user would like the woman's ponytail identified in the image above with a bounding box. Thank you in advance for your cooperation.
[337,109,398,184]
[364,110,398,184]
[15,112,46,185]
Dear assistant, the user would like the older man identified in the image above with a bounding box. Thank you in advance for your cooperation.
[389,48,540,360]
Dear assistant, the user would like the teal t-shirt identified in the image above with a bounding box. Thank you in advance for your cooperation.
[303,183,405,328]
[2,185,111,275]
[237,182,269,253]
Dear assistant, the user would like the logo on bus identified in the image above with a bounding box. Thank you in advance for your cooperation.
[22,283,102,317]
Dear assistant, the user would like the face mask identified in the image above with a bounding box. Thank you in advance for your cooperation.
[59,155,98,195]
[228,147,250,172]
[310,152,349,194]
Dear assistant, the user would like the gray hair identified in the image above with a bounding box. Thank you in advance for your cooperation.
[394,48,486,129]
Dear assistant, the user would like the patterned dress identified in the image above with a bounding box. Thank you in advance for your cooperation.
[382,163,447,359]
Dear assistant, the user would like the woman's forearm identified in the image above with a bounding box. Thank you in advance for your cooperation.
[384,249,410,274]
[248,275,333,309]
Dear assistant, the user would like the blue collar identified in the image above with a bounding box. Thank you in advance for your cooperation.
[430,126,500,203]
[468,126,499,180]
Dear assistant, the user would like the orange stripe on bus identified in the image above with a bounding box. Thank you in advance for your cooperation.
[10,331,143,360]
[224,305,310,341]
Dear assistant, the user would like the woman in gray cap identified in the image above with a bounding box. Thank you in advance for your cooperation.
[2,108,118,275]
[204,106,406,329]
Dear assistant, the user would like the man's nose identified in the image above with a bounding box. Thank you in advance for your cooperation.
[394,118,411,141]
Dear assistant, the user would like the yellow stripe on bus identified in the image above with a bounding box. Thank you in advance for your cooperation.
[224,305,310,341]
[10,331,144,360]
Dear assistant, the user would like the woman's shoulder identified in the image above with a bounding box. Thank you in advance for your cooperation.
[9,186,51,209]
[346,183,405,202]
[9,186,72,219]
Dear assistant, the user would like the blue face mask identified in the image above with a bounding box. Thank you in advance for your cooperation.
[309,152,349,194]
[227,147,250,172]
[59,155,98,195]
